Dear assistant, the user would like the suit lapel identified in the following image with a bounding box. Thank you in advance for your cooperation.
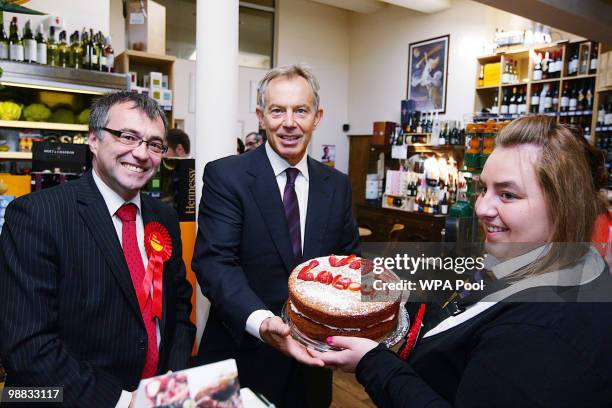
[76,172,141,318]
[247,147,295,272]
[303,158,333,261]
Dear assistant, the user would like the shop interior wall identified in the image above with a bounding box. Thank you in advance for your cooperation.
[2,0,109,42]
[277,0,351,173]
[346,0,583,133]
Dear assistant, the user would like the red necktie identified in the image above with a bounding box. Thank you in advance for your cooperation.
[116,203,159,379]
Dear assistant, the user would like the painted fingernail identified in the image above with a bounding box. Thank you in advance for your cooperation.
[326,336,333,345]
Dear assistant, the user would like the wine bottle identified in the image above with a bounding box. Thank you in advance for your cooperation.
[104,35,114,72]
[509,87,518,114]
[533,57,542,81]
[590,43,598,74]
[560,83,569,112]
[569,84,577,111]
[500,90,509,114]
[58,30,68,68]
[71,31,83,69]
[544,87,552,113]
[22,20,36,63]
[9,17,24,62]
[531,85,540,114]
[35,24,46,65]
[47,26,58,66]
[0,22,9,60]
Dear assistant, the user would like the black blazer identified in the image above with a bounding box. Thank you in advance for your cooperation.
[0,171,195,407]
[192,145,360,405]
[355,270,612,408]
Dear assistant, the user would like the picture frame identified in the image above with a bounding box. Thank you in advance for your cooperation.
[407,34,450,113]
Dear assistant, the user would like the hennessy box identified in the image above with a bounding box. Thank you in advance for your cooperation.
[160,158,196,222]
[372,122,397,146]
[32,142,90,174]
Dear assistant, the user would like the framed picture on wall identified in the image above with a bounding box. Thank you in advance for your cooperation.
[407,34,449,113]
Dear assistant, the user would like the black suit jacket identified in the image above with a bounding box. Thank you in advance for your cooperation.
[0,171,195,407]
[192,145,360,405]
[356,270,612,408]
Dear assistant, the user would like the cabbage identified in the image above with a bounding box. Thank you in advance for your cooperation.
[0,101,23,121]
[49,108,75,124]
[23,103,52,122]
[77,108,91,124]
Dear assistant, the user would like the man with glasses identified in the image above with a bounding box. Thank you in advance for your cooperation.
[0,92,195,407]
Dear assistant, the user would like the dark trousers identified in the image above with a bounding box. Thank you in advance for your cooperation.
[196,343,333,408]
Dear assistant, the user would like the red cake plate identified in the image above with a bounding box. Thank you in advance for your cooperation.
[281,302,409,352]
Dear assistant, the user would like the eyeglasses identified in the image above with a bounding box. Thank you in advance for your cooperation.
[102,127,168,155]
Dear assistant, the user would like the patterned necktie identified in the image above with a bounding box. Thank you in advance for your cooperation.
[116,203,159,379]
[283,168,302,261]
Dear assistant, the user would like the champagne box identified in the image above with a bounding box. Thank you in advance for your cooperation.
[372,121,397,146]
[483,62,500,86]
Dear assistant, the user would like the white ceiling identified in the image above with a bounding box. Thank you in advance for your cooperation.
[308,0,451,14]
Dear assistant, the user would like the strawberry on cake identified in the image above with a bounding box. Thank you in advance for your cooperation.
[287,255,401,341]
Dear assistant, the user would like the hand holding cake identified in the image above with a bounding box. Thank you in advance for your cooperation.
[259,315,325,367]
[307,336,378,373]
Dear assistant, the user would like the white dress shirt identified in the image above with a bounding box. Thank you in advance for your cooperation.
[245,143,310,341]
[91,169,160,408]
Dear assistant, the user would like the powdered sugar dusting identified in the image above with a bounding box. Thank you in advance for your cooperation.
[290,255,397,315]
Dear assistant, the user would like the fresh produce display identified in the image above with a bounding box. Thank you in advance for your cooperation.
[77,108,91,124]
[23,103,52,122]
[49,108,75,124]
[0,101,23,120]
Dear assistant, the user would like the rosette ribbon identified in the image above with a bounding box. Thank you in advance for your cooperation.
[143,222,172,320]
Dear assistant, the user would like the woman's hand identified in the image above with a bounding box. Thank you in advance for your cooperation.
[307,336,379,373]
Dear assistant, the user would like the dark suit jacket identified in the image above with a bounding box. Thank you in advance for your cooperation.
[0,171,195,407]
[192,145,360,406]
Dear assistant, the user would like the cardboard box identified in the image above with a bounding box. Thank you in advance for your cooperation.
[0,175,30,197]
[372,122,396,146]
[160,89,172,108]
[129,71,138,88]
[128,0,166,55]
[150,72,163,88]
[149,87,163,104]
[483,62,500,87]
[160,158,196,222]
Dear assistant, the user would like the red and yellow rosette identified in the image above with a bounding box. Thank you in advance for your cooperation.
[143,222,172,320]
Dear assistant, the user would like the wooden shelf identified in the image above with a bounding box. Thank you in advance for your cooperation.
[531,78,561,84]
[0,151,32,160]
[562,74,597,80]
[116,49,176,64]
[476,85,500,90]
[0,120,88,132]
[501,82,528,87]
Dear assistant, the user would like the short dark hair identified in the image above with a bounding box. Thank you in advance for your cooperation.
[167,128,191,154]
[245,131,263,143]
[237,137,245,154]
[89,91,168,138]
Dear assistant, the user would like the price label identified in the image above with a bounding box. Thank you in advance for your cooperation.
[130,12,145,24]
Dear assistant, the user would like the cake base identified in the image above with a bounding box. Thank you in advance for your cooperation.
[287,300,398,341]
